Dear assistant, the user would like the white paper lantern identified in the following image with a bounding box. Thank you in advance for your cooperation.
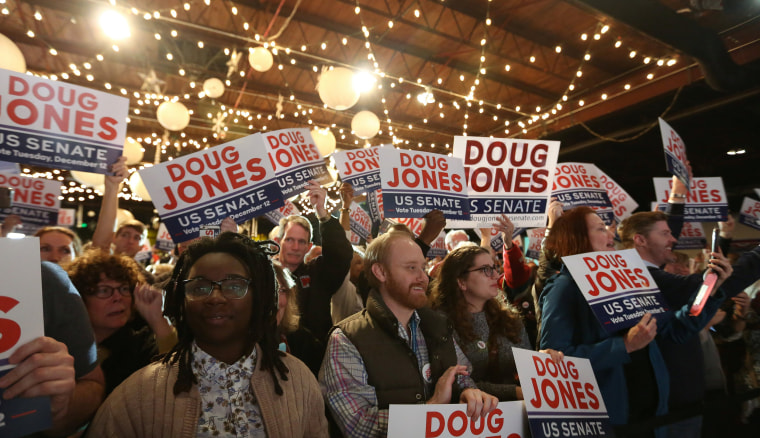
[70,170,105,188]
[128,171,152,201]
[202,78,225,98]
[122,137,144,165]
[248,47,273,72]
[318,67,360,110]
[156,101,190,131]
[351,111,380,139]
[311,128,336,156]
[0,33,26,73]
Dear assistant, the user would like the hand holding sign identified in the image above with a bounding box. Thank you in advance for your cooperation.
[306,180,328,218]
[0,337,74,422]
[623,313,657,353]
[428,364,468,405]
[338,182,354,207]
[493,214,516,249]
[547,199,564,227]
[419,209,446,246]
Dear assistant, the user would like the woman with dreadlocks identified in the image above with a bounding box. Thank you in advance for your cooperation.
[87,232,328,437]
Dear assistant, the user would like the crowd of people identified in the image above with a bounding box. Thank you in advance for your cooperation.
[1,165,759,438]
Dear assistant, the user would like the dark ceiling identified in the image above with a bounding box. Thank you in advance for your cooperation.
[1,0,758,227]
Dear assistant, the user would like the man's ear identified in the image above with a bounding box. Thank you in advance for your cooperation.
[371,263,387,283]
[633,233,647,248]
[306,242,313,253]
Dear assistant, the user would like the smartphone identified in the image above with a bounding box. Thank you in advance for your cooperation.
[710,227,719,254]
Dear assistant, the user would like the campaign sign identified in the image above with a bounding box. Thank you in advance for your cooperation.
[675,222,707,250]
[139,135,284,243]
[0,172,60,234]
[427,231,447,258]
[348,201,372,241]
[658,118,690,191]
[473,226,522,254]
[0,238,52,438]
[0,161,19,174]
[388,401,527,438]
[526,228,547,260]
[739,197,760,231]
[597,168,638,221]
[57,208,75,227]
[390,216,424,236]
[379,148,469,220]
[562,249,668,333]
[0,68,128,174]
[333,145,389,193]
[653,177,728,221]
[263,199,301,226]
[263,128,332,198]
[366,189,384,225]
[155,223,175,252]
[453,136,559,228]
[551,163,615,225]
[513,348,611,438]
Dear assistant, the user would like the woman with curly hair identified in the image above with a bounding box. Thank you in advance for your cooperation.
[67,249,174,395]
[87,232,328,437]
[430,245,532,401]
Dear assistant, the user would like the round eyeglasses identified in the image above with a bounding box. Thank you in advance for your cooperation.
[182,276,251,300]
[465,264,499,278]
[90,284,132,299]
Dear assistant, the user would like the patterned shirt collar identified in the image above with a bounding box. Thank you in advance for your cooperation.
[191,342,257,382]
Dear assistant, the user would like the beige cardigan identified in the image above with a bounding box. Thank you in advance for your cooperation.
[87,345,328,437]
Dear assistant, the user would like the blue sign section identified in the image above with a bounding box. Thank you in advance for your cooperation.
[655,203,728,222]
[0,125,122,173]
[155,239,175,252]
[664,153,690,189]
[469,197,548,215]
[275,162,331,198]
[0,205,57,234]
[162,182,284,243]
[383,190,469,220]
[367,190,383,226]
[529,415,613,438]
[0,369,52,438]
[341,172,381,194]
[740,213,760,231]
[586,289,669,333]
[349,220,371,241]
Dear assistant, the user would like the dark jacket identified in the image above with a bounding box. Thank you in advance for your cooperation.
[338,289,459,408]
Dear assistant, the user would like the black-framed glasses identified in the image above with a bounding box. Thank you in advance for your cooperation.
[91,284,132,299]
[182,276,251,300]
[465,264,499,278]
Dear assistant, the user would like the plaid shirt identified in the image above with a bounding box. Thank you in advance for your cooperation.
[319,310,476,438]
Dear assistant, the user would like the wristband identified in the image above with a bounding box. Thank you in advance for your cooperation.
[671,193,687,199]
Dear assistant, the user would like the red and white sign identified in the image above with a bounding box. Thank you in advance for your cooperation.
[263,199,301,226]
[453,136,559,228]
[653,177,728,221]
[525,228,547,260]
[551,163,615,225]
[333,145,389,193]
[390,216,424,237]
[348,201,372,241]
[379,148,469,219]
[0,238,44,365]
[513,348,611,438]
[675,221,707,250]
[138,135,284,243]
[0,68,128,174]
[739,197,760,231]
[562,249,667,333]
[155,223,175,252]
[596,168,638,221]
[57,208,75,227]
[262,128,332,197]
[0,172,60,234]
[388,401,527,438]
[427,230,447,258]
[658,117,691,191]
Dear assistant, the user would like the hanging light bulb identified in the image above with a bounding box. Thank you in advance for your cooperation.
[416,86,435,105]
